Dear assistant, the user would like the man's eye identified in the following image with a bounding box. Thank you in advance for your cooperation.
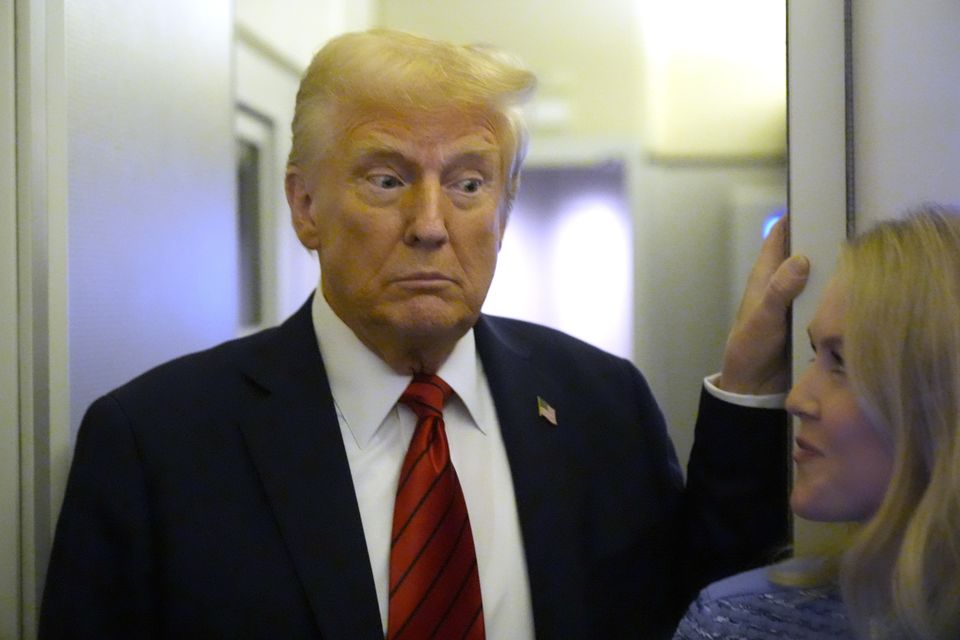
[454,178,483,194]
[368,174,404,189]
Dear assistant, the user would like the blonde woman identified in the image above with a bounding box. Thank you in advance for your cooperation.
[674,204,960,639]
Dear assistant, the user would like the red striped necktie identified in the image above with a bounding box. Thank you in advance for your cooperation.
[386,374,485,640]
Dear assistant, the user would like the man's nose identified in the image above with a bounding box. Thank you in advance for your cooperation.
[403,178,449,247]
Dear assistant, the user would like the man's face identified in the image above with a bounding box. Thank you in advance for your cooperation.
[287,105,508,363]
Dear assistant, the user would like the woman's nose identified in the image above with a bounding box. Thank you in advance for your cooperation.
[785,365,818,420]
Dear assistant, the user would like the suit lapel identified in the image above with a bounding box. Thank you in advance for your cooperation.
[474,316,589,638]
[231,306,590,637]
[236,299,383,639]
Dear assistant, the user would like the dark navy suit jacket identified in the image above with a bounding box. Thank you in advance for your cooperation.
[40,298,789,639]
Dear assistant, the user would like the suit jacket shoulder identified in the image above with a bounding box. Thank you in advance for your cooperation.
[103,305,316,425]
[473,313,789,639]
[42,299,385,639]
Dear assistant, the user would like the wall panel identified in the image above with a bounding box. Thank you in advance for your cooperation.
[66,0,236,439]
[853,0,960,225]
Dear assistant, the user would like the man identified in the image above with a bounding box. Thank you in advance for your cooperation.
[40,30,808,639]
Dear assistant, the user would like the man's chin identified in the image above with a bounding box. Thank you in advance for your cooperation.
[379,302,478,341]
[351,301,482,372]
[393,316,474,341]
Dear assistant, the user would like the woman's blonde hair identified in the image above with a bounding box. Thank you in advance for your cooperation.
[838,204,960,638]
[287,29,537,213]
[770,204,960,638]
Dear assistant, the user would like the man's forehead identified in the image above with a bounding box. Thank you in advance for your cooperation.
[335,100,501,140]
[342,115,504,162]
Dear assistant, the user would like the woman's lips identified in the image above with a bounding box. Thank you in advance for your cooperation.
[793,436,823,463]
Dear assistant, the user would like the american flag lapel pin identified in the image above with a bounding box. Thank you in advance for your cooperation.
[536,396,558,426]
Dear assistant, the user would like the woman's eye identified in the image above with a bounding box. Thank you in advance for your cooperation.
[368,174,404,189]
[823,349,846,378]
[830,350,846,372]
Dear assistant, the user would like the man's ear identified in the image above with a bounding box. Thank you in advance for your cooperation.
[286,168,321,250]
[497,173,519,250]
[497,199,513,251]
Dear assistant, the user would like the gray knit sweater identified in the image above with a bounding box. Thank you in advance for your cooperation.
[672,566,854,639]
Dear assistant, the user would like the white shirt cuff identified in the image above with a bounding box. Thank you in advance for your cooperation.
[704,373,787,409]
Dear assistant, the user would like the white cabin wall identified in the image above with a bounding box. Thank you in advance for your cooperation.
[852,0,960,227]
[66,1,236,441]
[375,0,786,467]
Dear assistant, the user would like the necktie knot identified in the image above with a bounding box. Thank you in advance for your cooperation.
[400,374,453,420]
[389,371,484,639]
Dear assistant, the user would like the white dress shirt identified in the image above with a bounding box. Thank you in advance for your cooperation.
[310,292,536,639]
[310,290,786,638]
[703,373,787,408]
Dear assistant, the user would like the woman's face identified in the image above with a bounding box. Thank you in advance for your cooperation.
[785,276,894,522]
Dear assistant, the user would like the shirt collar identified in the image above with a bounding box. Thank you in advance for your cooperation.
[311,290,487,449]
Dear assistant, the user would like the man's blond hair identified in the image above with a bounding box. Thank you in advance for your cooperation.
[288,29,537,212]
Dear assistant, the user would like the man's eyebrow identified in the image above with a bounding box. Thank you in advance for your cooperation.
[348,147,501,172]
[443,149,501,168]
[452,149,499,161]
[350,145,408,162]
